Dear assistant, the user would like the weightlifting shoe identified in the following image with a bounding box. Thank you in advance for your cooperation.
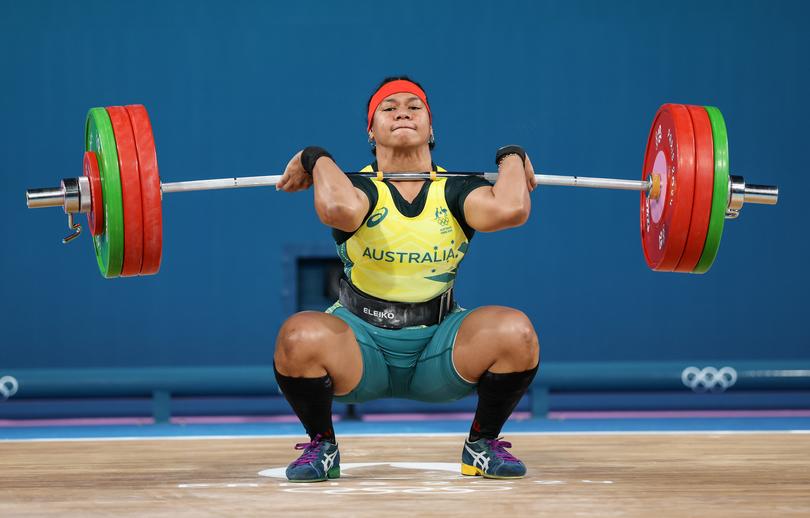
[461,437,526,479]
[285,434,340,482]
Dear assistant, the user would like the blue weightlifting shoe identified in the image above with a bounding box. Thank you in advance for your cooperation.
[461,437,527,479]
[285,434,340,482]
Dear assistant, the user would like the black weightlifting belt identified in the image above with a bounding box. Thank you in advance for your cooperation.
[338,278,454,330]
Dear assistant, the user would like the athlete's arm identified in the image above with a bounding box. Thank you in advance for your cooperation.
[463,154,536,232]
[277,150,369,232]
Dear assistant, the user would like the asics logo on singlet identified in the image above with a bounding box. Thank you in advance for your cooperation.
[366,207,389,228]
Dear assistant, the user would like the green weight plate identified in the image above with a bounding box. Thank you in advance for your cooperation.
[693,106,729,274]
[85,108,124,278]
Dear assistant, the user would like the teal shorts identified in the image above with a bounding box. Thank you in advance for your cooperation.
[325,302,477,404]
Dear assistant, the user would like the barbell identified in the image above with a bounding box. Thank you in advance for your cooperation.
[25,103,778,278]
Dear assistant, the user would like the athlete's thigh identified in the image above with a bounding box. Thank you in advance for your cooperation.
[327,306,392,402]
[409,308,477,402]
[275,310,364,395]
[452,305,538,380]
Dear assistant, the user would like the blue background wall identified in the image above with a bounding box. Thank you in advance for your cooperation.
[1,0,806,369]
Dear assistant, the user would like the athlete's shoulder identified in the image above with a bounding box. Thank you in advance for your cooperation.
[347,167,377,190]
[441,168,490,241]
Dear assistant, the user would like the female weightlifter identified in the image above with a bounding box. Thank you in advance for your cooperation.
[273,76,540,482]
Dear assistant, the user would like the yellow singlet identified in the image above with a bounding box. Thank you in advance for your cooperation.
[336,166,470,303]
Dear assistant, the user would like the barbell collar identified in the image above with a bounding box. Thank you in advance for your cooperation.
[728,175,747,212]
[61,178,81,214]
[77,176,92,214]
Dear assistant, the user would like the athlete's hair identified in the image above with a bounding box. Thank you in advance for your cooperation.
[367,75,435,155]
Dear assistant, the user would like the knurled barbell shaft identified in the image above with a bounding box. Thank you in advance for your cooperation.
[158,171,779,206]
[158,172,653,194]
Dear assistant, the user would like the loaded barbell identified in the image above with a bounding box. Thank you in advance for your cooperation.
[25,103,778,278]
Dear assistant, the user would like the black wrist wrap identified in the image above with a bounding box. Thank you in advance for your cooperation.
[301,146,333,175]
[495,145,526,167]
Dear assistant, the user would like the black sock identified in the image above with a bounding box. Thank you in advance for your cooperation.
[274,364,335,442]
[469,364,538,442]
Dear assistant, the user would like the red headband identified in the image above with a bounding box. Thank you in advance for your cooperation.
[367,80,431,132]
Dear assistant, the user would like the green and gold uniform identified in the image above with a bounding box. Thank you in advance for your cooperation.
[327,163,491,403]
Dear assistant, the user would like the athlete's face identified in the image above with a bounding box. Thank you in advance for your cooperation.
[369,92,432,151]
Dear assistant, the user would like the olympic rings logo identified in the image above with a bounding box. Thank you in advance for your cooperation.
[681,366,737,393]
[0,376,19,400]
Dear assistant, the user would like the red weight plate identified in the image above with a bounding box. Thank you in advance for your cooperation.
[125,104,162,275]
[675,106,715,272]
[106,106,144,276]
[83,151,104,236]
[640,104,696,271]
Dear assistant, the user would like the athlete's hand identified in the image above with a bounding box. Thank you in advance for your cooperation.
[499,153,537,193]
[524,153,537,192]
[496,145,536,193]
[276,151,313,192]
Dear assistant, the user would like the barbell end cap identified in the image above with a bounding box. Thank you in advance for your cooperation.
[648,173,662,200]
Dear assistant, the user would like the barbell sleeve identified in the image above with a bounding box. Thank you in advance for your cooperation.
[743,183,779,205]
[26,187,67,209]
